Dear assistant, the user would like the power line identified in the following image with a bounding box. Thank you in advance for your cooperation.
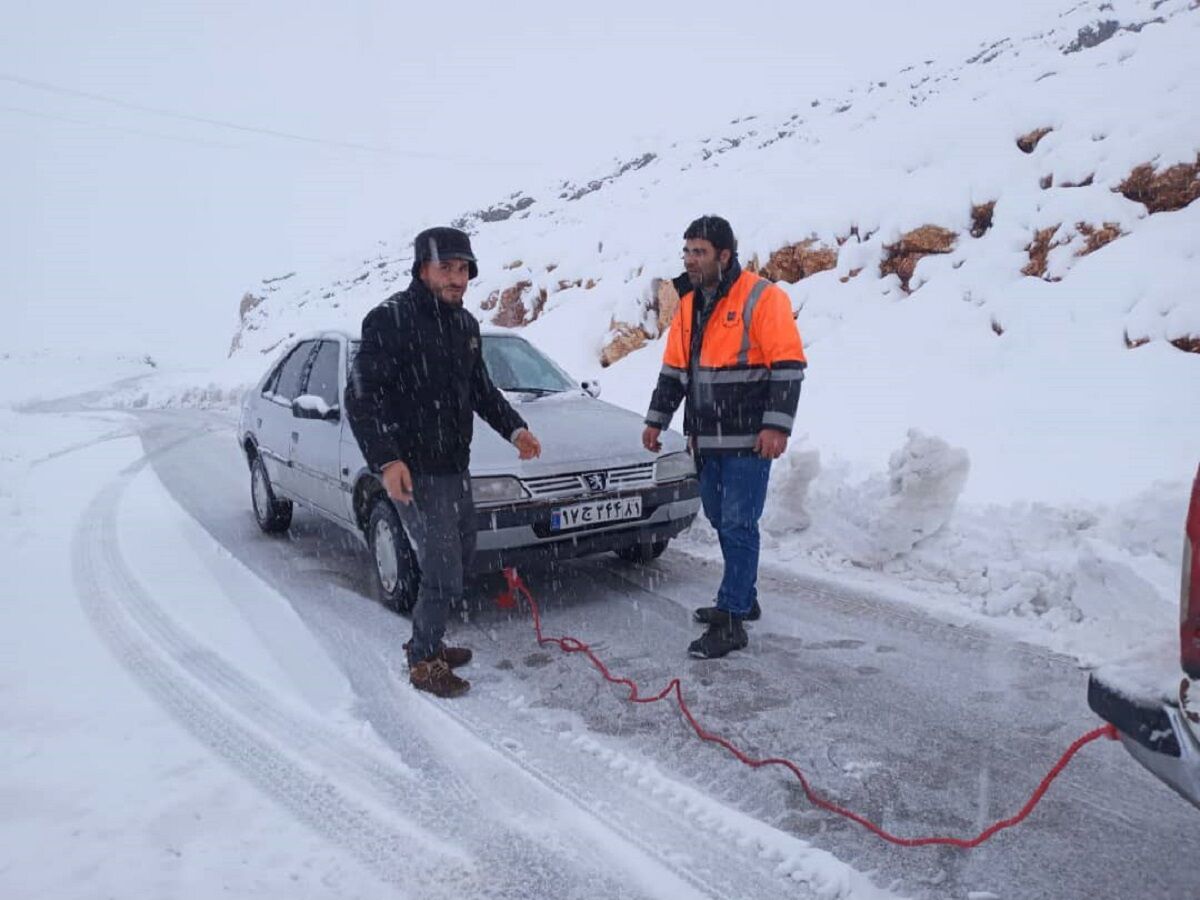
[0,72,539,166]
[0,104,243,148]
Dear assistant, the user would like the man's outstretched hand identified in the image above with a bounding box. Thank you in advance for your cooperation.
[514,428,542,460]
[642,426,663,454]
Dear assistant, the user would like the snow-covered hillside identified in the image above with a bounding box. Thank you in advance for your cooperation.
[131,0,1200,668]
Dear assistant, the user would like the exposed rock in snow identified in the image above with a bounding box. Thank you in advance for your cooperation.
[750,240,839,284]
[1016,125,1054,153]
[599,321,649,368]
[1118,156,1200,213]
[879,225,958,291]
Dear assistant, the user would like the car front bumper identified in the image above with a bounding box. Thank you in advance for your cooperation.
[471,479,701,573]
[1087,674,1200,809]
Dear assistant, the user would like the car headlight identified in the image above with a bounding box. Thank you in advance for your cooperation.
[654,451,695,483]
[471,476,530,506]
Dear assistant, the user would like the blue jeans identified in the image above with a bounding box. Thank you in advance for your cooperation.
[697,454,772,617]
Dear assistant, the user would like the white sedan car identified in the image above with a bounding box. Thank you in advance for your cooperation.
[238,329,700,611]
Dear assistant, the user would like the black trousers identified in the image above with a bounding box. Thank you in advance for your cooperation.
[396,473,476,665]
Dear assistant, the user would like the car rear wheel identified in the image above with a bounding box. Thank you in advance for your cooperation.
[251,456,292,533]
[367,494,420,614]
[615,538,669,563]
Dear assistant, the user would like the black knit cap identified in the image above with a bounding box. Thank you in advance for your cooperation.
[411,226,479,279]
[683,215,737,255]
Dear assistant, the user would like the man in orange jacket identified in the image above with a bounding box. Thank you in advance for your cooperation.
[642,216,806,658]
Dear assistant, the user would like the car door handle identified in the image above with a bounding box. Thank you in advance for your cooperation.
[291,431,299,442]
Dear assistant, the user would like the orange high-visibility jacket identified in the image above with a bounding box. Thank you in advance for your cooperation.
[645,268,806,454]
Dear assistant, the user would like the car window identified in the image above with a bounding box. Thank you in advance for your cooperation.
[482,336,575,393]
[303,340,342,407]
[273,341,317,402]
[261,359,284,396]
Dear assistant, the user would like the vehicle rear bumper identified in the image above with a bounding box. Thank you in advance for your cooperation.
[1088,674,1200,809]
[471,480,700,573]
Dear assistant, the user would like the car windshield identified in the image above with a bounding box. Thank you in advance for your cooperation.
[482,335,575,394]
[348,336,576,395]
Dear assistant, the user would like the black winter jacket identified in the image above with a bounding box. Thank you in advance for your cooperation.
[345,279,527,476]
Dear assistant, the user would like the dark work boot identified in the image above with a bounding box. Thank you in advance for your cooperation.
[410,658,470,698]
[693,599,761,624]
[687,611,749,659]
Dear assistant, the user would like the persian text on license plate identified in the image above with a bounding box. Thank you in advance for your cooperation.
[550,496,643,532]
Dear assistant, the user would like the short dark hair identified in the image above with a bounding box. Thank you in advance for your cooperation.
[683,215,736,255]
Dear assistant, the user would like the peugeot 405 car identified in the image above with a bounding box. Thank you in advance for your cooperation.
[238,329,700,611]
[1088,462,1200,810]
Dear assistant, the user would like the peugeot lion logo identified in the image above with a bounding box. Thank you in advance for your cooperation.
[583,471,608,493]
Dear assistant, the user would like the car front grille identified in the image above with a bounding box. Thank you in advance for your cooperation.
[522,463,655,501]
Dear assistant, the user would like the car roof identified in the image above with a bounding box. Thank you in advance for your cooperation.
[297,326,520,343]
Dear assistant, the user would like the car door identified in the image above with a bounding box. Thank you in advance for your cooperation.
[288,338,347,519]
[258,340,318,496]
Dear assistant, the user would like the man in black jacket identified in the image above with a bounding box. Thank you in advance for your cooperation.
[346,226,541,698]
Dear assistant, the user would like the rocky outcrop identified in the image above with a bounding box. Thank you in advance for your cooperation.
[452,194,535,229]
[238,291,265,321]
[970,201,996,238]
[1017,126,1053,154]
[555,278,598,292]
[600,322,650,367]
[1076,221,1123,256]
[880,226,957,291]
[1125,331,1200,355]
[1024,221,1123,279]
[1118,158,1200,213]
[1170,336,1200,354]
[483,281,548,328]
[649,277,682,334]
[1022,224,1067,279]
[751,240,839,283]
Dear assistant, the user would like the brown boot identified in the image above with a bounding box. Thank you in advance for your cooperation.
[404,641,473,669]
[439,644,472,668]
[410,658,470,698]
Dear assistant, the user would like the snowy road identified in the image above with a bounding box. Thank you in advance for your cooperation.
[57,407,1200,898]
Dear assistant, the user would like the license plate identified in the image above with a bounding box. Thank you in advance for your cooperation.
[550,496,643,532]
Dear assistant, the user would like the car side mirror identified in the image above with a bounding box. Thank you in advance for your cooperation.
[291,397,340,422]
[582,380,601,399]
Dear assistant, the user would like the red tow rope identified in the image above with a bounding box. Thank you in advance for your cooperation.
[496,567,1120,849]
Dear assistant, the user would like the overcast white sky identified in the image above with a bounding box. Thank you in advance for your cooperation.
[3,1,1059,364]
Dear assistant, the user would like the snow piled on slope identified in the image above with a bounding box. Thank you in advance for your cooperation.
[149,0,1200,665]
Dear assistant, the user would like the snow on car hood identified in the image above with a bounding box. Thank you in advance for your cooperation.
[469,390,687,478]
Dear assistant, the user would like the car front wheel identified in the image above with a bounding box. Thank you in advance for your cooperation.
[366,494,420,614]
[251,456,292,533]
[615,538,669,563]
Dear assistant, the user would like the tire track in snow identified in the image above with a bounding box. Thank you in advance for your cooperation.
[423,688,853,900]
[73,468,475,895]
[75,438,704,899]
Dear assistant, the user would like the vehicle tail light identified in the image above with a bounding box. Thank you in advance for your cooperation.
[1182,465,1200,678]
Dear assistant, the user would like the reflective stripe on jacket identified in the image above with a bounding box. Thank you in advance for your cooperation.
[645,268,806,454]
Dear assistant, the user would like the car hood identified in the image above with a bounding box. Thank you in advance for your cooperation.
[469,391,687,477]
